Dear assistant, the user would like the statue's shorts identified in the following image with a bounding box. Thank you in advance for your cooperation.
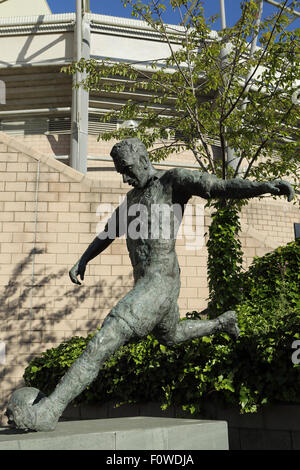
[105,266,181,339]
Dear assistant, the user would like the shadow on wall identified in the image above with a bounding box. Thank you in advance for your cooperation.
[46,135,70,157]
[0,248,128,419]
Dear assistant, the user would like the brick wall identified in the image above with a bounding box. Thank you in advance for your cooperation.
[0,131,299,425]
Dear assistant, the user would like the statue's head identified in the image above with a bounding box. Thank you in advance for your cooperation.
[110,138,154,188]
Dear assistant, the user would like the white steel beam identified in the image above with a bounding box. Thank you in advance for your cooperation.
[264,0,300,17]
[70,0,90,174]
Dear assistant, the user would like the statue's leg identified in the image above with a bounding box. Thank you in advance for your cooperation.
[7,272,171,431]
[153,304,240,347]
[7,315,134,431]
[48,314,134,415]
[50,271,174,409]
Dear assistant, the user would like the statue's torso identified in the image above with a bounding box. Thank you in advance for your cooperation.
[124,171,186,281]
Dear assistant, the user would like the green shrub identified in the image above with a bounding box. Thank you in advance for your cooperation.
[240,238,299,316]
[206,200,244,318]
[24,239,300,414]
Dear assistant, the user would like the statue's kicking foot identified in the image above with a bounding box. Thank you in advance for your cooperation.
[6,387,60,432]
[217,310,240,339]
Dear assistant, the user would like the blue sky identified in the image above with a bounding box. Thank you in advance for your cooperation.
[47,0,299,31]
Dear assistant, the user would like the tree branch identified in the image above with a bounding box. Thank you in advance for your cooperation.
[243,102,295,179]
[220,0,289,124]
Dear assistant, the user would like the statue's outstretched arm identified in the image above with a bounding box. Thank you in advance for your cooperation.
[171,168,294,202]
[208,176,295,201]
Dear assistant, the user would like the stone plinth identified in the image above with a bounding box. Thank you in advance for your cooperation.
[0,416,228,450]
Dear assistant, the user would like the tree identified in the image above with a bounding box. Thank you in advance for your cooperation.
[64,0,300,317]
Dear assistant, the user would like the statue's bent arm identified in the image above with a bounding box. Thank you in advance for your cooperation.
[69,198,128,284]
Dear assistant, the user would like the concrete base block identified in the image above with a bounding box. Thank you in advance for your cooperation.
[0,417,228,450]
